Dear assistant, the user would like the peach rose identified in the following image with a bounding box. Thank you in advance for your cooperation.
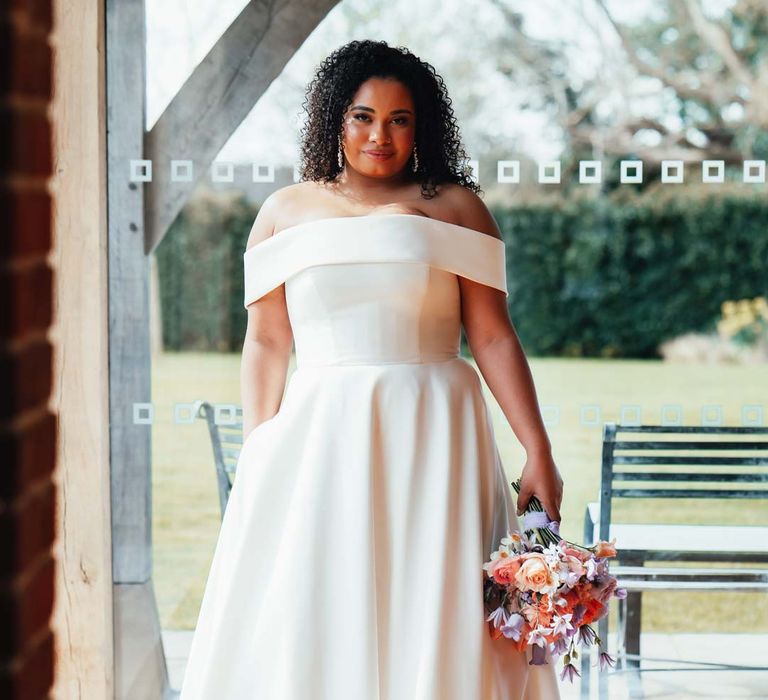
[594,538,617,558]
[514,552,555,593]
[490,554,523,586]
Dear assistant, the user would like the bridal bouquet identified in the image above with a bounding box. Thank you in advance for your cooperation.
[482,479,626,683]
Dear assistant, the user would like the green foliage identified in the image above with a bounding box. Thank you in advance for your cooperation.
[155,189,257,352]
[493,188,768,357]
[157,188,767,359]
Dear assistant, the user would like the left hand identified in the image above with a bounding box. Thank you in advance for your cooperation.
[515,450,564,522]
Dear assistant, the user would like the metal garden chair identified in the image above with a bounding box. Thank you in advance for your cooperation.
[579,422,768,699]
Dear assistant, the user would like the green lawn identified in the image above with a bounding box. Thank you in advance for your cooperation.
[152,352,768,631]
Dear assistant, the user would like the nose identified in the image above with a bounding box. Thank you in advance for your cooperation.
[369,124,391,144]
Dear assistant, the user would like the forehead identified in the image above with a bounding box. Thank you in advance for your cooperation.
[348,77,414,110]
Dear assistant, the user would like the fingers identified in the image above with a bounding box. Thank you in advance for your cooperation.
[516,484,533,516]
[542,499,561,523]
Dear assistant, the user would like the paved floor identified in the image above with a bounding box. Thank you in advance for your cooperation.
[162,631,767,698]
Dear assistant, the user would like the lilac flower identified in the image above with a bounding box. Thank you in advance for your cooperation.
[615,587,628,599]
[485,605,509,629]
[551,636,569,656]
[571,603,586,625]
[561,569,582,588]
[501,613,526,641]
[529,644,548,666]
[560,662,581,683]
[598,651,616,672]
[578,625,596,646]
[584,558,599,581]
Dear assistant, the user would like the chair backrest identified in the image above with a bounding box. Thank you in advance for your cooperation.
[195,400,244,519]
[599,423,768,541]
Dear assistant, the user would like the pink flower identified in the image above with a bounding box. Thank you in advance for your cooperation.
[490,554,523,586]
[563,546,592,562]
[593,576,619,604]
[560,555,585,587]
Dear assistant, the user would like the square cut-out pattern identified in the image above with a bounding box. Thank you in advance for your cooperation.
[123,158,768,186]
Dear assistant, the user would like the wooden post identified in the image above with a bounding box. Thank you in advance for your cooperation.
[48,0,114,698]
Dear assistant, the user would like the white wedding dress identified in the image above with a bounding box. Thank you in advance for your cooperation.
[179,213,561,700]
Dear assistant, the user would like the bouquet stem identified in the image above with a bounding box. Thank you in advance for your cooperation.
[511,479,591,552]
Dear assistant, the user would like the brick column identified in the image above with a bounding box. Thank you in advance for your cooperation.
[0,1,57,699]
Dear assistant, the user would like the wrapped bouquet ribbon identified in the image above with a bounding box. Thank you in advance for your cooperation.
[482,478,626,684]
[521,510,560,535]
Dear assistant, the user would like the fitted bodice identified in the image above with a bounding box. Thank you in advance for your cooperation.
[243,214,508,367]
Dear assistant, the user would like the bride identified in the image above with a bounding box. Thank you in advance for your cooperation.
[180,39,563,699]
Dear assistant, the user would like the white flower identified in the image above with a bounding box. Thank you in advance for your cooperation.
[528,626,550,648]
[543,543,565,566]
[550,613,574,637]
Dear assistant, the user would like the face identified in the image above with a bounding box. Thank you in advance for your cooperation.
[339,77,416,179]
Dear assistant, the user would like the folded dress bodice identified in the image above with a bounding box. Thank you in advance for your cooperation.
[243,214,508,367]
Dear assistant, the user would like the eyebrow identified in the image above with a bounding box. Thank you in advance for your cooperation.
[348,105,413,115]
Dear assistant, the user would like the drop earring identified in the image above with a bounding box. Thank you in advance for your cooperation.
[337,137,344,169]
[412,145,419,172]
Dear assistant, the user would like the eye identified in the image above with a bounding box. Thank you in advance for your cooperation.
[351,113,410,125]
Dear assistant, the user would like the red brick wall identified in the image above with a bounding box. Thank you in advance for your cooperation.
[0,1,57,698]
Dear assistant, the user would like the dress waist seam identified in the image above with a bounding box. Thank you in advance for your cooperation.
[295,355,463,369]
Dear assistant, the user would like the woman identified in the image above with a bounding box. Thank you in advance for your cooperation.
[180,39,563,699]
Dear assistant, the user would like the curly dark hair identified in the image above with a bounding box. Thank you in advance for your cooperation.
[298,40,481,199]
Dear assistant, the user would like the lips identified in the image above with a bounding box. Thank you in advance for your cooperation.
[365,151,394,160]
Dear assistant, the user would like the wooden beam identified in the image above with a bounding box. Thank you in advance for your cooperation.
[144,0,340,253]
[49,0,114,697]
[106,0,171,696]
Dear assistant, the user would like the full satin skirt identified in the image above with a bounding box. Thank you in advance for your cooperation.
[179,357,561,699]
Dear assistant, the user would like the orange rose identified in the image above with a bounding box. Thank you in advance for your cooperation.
[594,538,617,558]
[514,553,555,593]
[580,598,605,625]
[490,554,523,585]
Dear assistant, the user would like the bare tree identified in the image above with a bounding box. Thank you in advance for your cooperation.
[487,0,768,186]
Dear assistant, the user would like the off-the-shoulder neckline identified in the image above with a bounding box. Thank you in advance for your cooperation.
[248,213,503,248]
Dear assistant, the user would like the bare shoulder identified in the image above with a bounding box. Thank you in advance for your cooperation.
[245,183,311,251]
[437,183,502,240]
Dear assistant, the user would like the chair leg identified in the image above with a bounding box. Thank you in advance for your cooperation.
[625,591,643,698]
[625,591,642,667]
[616,595,627,668]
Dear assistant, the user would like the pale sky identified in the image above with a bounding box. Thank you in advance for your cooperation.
[144,0,735,168]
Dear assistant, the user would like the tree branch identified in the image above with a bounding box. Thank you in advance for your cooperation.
[682,0,754,88]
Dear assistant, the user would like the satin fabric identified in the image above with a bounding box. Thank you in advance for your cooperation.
[179,214,561,699]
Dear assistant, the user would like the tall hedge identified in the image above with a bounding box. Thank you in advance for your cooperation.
[492,187,768,357]
[156,189,256,352]
[157,187,767,358]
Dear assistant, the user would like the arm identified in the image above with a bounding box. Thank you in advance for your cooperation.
[241,192,294,440]
[455,191,563,521]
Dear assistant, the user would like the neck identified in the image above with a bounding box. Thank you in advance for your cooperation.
[335,165,413,195]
